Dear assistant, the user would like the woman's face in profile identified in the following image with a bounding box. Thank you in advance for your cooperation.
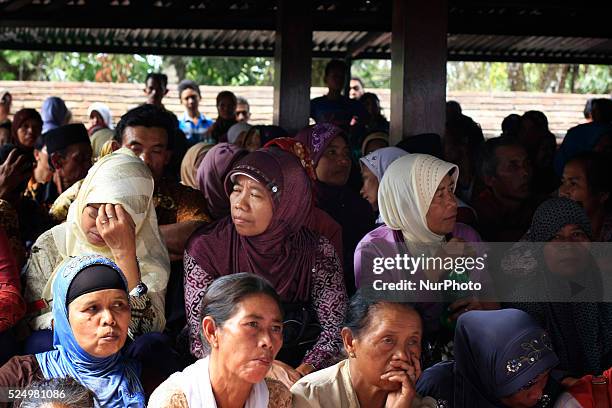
[207,294,283,384]
[543,224,591,278]
[499,370,550,408]
[344,304,422,392]
[426,174,458,235]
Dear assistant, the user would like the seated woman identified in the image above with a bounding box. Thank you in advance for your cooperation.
[291,292,437,407]
[417,309,561,408]
[0,255,145,407]
[360,131,389,156]
[185,147,348,377]
[503,197,612,376]
[355,153,497,338]
[149,273,291,407]
[23,148,170,347]
[559,152,612,242]
[180,141,215,190]
[296,123,375,295]
[358,146,407,224]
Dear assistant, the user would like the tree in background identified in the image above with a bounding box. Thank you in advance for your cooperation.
[0,50,610,94]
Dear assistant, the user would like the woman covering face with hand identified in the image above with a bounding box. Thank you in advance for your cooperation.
[23,148,170,340]
[291,292,437,408]
[0,255,145,407]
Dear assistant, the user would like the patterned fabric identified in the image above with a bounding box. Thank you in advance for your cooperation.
[154,178,211,225]
[0,228,26,331]
[0,199,25,268]
[179,112,214,145]
[183,236,347,369]
[527,197,592,242]
[294,123,345,166]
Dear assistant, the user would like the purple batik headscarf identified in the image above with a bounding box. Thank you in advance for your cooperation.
[295,123,346,166]
[196,143,248,220]
[189,147,319,302]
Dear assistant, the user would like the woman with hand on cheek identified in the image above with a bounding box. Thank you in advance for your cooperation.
[291,292,437,408]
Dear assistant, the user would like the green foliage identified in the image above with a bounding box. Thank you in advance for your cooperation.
[1,50,610,94]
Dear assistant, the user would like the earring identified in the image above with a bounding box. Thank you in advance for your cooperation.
[349,352,356,358]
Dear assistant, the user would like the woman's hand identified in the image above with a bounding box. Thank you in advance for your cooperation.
[382,354,421,408]
[96,203,136,259]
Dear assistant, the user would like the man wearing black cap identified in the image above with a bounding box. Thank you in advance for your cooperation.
[45,123,93,199]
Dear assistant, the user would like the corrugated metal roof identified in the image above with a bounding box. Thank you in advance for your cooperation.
[0,1,610,63]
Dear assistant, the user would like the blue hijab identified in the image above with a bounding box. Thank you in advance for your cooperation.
[418,309,559,407]
[35,255,145,408]
[41,96,68,134]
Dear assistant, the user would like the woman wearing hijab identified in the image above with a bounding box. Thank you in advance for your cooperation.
[0,255,145,407]
[23,148,170,341]
[10,108,42,151]
[196,142,248,220]
[264,136,343,259]
[150,273,291,408]
[295,123,375,296]
[242,125,288,152]
[87,102,114,136]
[360,131,389,156]
[359,146,407,224]
[185,147,347,377]
[417,309,561,408]
[503,197,612,376]
[180,142,215,190]
[226,122,252,146]
[41,97,69,134]
[354,153,497,363]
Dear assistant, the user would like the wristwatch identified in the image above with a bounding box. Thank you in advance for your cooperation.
[129,281,148,297]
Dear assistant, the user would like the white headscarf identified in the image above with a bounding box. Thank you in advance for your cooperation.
[378,153,458,243]
[169,356,269,407]
[44,148,170,301]
[87,102,114,129]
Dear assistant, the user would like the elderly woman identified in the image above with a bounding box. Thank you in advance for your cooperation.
[355,154,496,327]
[291,292,437,407]
[149,273,291,407]
[296,123,375,295]
[417,309,561,408]
[503,197,612,376]
[185,147,347,376]
[10,108,42,151]
[0,255,146,407]
[23,148,170,342]
[359,146,407,223]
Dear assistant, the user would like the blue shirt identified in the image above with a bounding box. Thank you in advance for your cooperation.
[179,112,214,146]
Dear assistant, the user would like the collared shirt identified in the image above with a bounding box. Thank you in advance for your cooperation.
[179,112,214,146]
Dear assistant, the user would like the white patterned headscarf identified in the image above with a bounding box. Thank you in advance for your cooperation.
[378,154,458,243]
[45,148,170,300]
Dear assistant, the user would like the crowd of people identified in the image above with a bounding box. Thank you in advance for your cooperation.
[0,58,611,407]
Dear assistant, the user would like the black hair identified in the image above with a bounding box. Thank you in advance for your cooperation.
[199,272,282,355]
[324,59,347,77]
[501,113,522,138]
[114,104,178,151]
[584,98,596,119]
[592,98,612,123]
[446,114,485,164]
[522,110,550,131]
[20,377,95,408]
[216,90,237,107]
[145,72,168,88]
[344,291,419,339]
[566,151,612,210]
[480,136,525,179]
[351,77,364,87]
[177,79,201,99]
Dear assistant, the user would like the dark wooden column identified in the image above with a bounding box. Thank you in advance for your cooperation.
[273,0,312,134]
[390,0,448,145]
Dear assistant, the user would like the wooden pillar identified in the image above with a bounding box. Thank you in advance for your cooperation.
[390,0,447,145]
[273,0,312,134]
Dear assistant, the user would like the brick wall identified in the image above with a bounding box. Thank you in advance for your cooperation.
[1,80,607,138]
